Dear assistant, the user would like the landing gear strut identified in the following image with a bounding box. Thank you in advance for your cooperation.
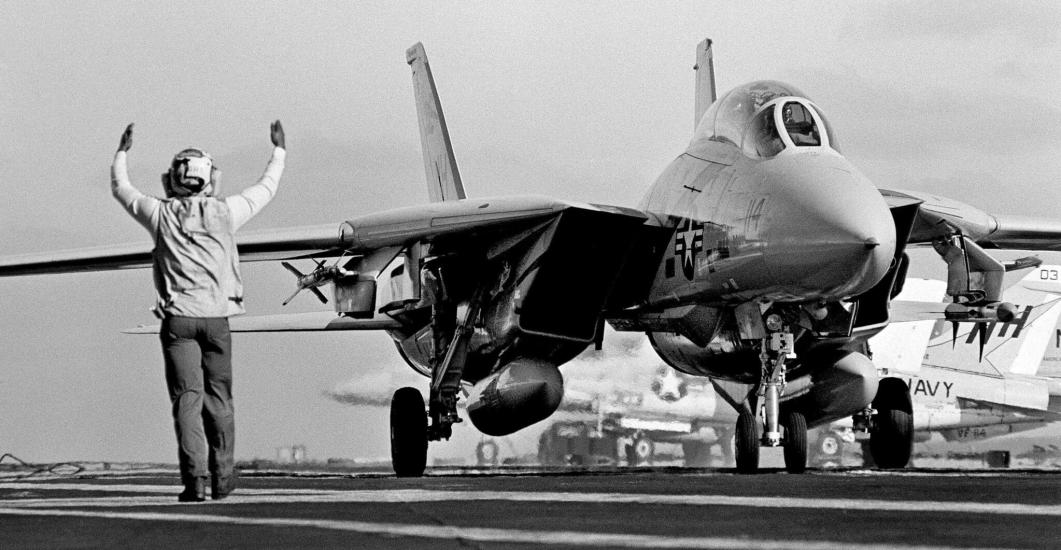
[735,326,807,474]
[388,260,485,477]
[760,332,790,448]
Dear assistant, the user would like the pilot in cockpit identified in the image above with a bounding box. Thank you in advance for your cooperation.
[783,103,821,147]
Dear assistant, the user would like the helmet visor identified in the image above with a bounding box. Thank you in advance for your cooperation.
[180,156,212,186]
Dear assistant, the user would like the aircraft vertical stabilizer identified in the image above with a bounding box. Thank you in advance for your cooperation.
[920,266,1061,377]
[406,42,466,202]
[1004,265,1061,376]
[693,38,717,131]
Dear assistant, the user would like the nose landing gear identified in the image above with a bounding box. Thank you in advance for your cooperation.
[734,328,807,474]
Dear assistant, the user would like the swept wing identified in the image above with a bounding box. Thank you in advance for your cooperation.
[882,188,1061,250]
[0,197,650,277]
[0,223,343,275]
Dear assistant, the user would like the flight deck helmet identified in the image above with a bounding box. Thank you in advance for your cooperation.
[163,148,220,198]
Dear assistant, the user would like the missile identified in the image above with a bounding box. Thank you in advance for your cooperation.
[281,261,357,306]
[943,301,1017,323]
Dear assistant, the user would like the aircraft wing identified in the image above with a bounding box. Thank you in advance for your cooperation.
[0,223,344,275]
[881,188,1061,250]
[0,197,651,276]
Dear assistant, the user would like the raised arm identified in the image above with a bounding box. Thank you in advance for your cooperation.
[111,123,161,233]
[227,120,286,231]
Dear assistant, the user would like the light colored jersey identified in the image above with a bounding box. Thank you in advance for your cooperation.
[112,148,285,317]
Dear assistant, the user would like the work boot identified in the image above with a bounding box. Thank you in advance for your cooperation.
[211,473,237,500]
[178,477,207,503]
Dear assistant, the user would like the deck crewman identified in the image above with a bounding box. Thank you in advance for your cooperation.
[111,121,286,502]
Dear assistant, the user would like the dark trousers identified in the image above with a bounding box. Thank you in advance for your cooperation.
[160,316,234,484]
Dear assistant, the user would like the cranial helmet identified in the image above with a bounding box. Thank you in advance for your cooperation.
[163,148,220,198]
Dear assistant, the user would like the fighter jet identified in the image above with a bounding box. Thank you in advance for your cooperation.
[3,40,1061,475]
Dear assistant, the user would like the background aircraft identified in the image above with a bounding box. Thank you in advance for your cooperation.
[815,266,1061,465]
[2,38,1060,478]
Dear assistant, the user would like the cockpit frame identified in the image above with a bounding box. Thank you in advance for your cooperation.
[741,97,835,159]
[692,80,842,161]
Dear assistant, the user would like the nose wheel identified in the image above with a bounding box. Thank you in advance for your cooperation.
[781,410,807,473]
[735,326,807,474]
[735,410,760,474]
[734,407,808,474]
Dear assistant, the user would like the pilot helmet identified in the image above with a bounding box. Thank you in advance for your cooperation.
[782,104,794,123]
[163,148,220,198]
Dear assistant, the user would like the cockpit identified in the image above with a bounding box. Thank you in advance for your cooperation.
[694,80,839,158]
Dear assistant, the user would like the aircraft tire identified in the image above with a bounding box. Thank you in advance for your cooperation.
[735,411,760,474]
[814,431,844,467]
[869,377,913,469]
[390,386,428,477]
[782,411,807,474]
[476,440,500,467]
[633,436,654,465]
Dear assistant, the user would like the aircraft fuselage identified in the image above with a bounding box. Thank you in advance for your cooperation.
[638,85,895,308]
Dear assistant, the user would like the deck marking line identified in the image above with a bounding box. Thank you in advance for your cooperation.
[3,485,1061,517]
[0,507,1005,550]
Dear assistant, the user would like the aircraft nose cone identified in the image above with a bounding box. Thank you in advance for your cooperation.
[760,156,895,300]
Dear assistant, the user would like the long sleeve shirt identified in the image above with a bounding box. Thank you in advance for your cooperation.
[112,147,285,317]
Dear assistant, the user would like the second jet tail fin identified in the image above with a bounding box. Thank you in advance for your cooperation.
[693,38,717,132]
[406,42,466,203]
[921,265,1061,377]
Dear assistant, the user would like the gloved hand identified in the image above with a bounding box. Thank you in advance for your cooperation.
[118,123,134,152]
[271,120,285,149]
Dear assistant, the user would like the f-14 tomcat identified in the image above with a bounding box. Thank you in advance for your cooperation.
[2,40,1061,475]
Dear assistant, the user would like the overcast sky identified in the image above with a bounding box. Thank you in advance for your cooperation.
[1,2,1059,464]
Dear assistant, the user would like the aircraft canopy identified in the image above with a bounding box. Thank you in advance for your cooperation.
[695,80,840,157]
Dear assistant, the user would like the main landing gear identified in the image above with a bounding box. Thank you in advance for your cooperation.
[854,377,913,469]
[734,327,807,474]
[389,262,486,477]
[390,387,428,477]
